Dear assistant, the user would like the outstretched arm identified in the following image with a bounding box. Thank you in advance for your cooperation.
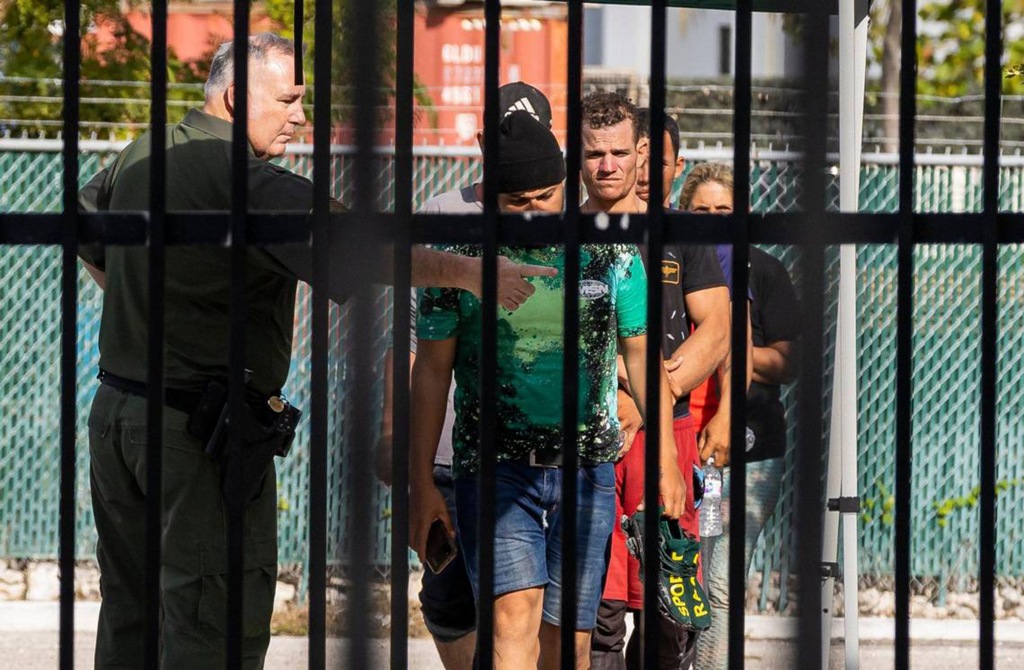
[411,247,557,311]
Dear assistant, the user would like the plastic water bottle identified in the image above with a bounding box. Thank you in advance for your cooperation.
[700,457,723,537]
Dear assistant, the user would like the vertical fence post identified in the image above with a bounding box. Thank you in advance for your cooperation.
[476,1,501,668]
[391,0,416,667]
[894,0,918,668]
[642,1,667,666]
[144,0,168,666]
[795,6,830,670]
[226,2,251,666]
[979,1,1001,667]
[347,0,382,667]
[308,0,330,667]
[730,1,753,668]
[59,2,82,668]
[559,2,584,668]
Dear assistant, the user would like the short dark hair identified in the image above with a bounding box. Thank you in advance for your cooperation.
[581,91,640,144]
[636,108,681,159]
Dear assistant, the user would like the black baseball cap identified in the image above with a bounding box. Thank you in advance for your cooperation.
[498,82,553,128]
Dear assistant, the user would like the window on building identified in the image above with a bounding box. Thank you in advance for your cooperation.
[719,24,732,75]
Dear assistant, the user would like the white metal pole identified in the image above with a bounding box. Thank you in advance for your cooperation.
[824,1,870,668]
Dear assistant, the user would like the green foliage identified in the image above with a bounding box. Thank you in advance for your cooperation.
[0,1,205,134]
[865,0,1024,98]
[861,478,895,527]
[916,0,1024,97]
[932,478,1023,529]
[863,475,1023,531]
[262,0,434,125]
[263,0,395,121]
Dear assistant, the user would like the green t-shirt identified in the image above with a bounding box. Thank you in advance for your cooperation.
[417,244,648,477]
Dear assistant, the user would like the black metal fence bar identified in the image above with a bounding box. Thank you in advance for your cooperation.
[24,210,1024,249]
[559,0,584,667]
[475,1,502,668]
[390,0,416,667]
[347,1,381,668]
[58,1,81,668]
[226,1,250,665]
[729,1,753,667]
[894,0,918,667]
[293,0,304,86]
[144,1,169,667]
[980,0,1001,667]
[308,0,330,667]
[795,6,829,670]
[641,1,668,665]
[5,2,1013,669]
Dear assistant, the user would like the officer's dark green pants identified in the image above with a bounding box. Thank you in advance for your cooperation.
[88,384,278,669]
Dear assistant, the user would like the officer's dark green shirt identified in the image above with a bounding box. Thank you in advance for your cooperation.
[79,109,314,395]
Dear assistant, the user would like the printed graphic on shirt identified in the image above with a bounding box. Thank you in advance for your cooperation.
[418,244,647,477]
[662,260,681,285]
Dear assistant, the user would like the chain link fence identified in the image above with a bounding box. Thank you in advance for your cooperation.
[3,140,1023,608]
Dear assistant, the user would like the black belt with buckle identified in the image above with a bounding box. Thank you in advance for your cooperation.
[98,369,202,415]
[528,450,563,468]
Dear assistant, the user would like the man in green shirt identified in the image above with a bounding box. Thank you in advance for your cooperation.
[78,33,555,669]
[409,112,685,669]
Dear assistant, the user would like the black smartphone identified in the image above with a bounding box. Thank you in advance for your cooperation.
[425,518,458,574]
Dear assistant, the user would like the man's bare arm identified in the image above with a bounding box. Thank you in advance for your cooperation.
[411,247,557,311]
[375,348,417,486]
[664,285,730,400]
[410,340,455,488]
[82,262,106,290]
[699,306,753,466]
[409,338,458,558]
[753,340,796,385]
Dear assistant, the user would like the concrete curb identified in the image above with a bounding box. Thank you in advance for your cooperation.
[0,602,100,633]
[746,615,1024,643]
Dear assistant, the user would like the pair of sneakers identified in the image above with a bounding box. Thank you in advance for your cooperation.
[621,507,712,631]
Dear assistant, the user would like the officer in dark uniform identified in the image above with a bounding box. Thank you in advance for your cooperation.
[78,32,554,669]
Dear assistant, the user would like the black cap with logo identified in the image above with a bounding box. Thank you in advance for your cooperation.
[498,82,553,128]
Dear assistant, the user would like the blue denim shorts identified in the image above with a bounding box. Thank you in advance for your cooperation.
[454,461,616,630]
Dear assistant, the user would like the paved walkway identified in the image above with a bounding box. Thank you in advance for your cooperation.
[5,602,1024,669]
[0,602,444,670]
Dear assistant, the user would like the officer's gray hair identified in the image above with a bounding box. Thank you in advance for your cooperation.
[204,33,296,100]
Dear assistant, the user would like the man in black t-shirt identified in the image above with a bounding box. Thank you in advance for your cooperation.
[589,101,730,670]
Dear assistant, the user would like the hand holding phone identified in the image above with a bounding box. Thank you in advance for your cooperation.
[425,518,458,574]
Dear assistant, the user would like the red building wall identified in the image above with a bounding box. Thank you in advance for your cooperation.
[413,6,568,147]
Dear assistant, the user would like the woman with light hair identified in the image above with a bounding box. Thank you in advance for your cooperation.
[682,163,800,670]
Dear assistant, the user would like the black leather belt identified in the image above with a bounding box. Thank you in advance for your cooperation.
[98,369,202,415]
